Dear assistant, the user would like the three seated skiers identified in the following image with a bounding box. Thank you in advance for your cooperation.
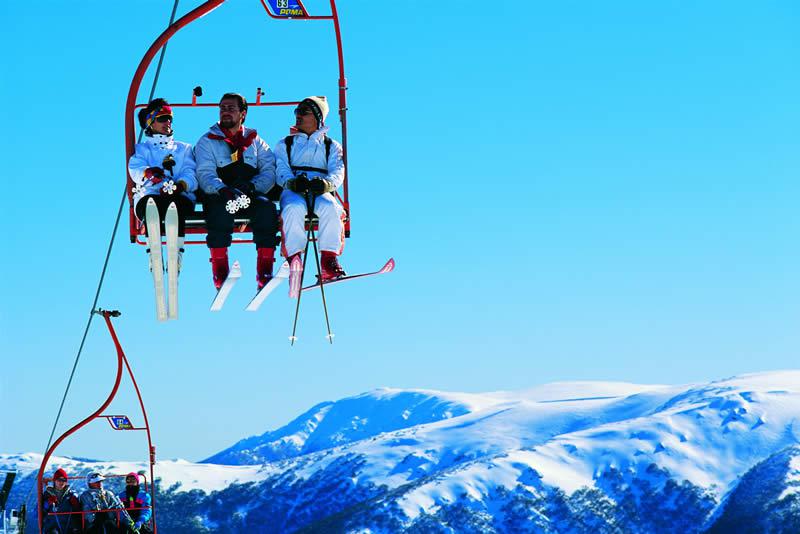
[128,93,348,297]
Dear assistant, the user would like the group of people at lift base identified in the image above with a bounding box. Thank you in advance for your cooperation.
[42,468,152,533]
[129,92,347,294]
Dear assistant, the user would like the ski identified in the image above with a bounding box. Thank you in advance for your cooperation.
[210,260,242,311]
[301,258,395,293]
[245,261,290,312]
[145,198,167,322]
[165,202,179,320]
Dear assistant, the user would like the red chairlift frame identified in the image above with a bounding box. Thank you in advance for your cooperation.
[125,0,350,245]
[37,311,157,533]
[39,473,154,532]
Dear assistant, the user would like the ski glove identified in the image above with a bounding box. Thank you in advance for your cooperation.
[161,179,187,195]
[309,178,335,195]
[218,186,250,214]
[162,154,176,176]
[232,180,256,195]
[218,186,243,202]
[287,175,311,194]
[144,167,165,183]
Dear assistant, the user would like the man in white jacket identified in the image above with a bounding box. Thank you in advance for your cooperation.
[274,96,346,294]
[194,93,279,290]
[128,98,197,271]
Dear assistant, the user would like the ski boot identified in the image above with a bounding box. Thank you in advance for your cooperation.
[256,247,275,290]
[288,253,304,298]
[320,251,346,281]
[210,247,229,290]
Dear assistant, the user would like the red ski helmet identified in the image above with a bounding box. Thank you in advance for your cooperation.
[53,468,68,481]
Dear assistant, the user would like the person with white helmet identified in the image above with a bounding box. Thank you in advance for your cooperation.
[79,472,137,533]
[274,96,347,295]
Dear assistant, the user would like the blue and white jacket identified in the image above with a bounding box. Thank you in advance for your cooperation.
[128,134,197,211]
[273,126,345,190]
[194,123,276,195]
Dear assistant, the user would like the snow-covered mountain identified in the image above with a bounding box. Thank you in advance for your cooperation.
[4,371,800,532]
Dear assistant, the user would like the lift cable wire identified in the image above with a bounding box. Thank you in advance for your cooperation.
[31,0,181,504]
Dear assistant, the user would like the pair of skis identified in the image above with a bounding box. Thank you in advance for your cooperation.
[145,198,180,321]
[209,257,395,312]
[209,259,285,312]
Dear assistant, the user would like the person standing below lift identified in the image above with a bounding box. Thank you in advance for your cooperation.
[128,98,197,273]
[274,96,346,295]
[194,93,279,290]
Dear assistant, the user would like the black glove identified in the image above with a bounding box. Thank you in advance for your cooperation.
[217,186,243,202]
[309,178,334,195]
[233,180,256,195]
[162,154,176,176]
[288,175,310,194]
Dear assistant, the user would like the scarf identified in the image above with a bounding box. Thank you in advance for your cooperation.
[208,127,258,163]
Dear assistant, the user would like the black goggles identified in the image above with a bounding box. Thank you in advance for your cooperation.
[155,115,173,123]
[294,105,314,116]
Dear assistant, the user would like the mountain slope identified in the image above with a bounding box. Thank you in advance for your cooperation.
[4,371,800,532]
[203,388,509,465]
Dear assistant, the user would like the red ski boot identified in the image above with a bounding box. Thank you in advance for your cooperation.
[210,247,229,290]
[256,247,275,290]
[288,253,303,298]
[320,251,346,281]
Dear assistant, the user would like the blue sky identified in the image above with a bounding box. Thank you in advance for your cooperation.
[1,0,799,463]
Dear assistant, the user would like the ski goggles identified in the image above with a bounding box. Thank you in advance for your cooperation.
[145,105,173,128]
[294,104,314,116]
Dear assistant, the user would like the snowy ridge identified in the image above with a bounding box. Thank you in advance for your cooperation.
[0,453,271,493]
[203,388,497,465]
[4,371,800,532]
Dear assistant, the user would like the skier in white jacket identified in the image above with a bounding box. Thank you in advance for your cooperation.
[274,96,346,294]
[128,98,197,271]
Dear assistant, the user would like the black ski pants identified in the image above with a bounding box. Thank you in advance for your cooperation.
[200,191,279,249]
[135,194,194,237]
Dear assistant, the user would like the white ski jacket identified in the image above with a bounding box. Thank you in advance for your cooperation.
[194,123,276,195]
[274,126,345,190]
[128,134,198,210]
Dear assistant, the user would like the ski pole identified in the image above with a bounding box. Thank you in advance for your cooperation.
[289,191,316,345]
[305,191,334,343]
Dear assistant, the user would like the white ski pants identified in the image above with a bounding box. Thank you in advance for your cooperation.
[280,190,345,258]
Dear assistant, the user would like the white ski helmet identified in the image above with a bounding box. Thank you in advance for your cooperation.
[301,96,329,126]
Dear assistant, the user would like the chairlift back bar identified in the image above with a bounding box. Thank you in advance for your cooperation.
[133,100,302,109]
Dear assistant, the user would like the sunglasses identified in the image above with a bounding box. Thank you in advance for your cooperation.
[219,105,239,112]
[156,115,173,123]
[294,105,314,116]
